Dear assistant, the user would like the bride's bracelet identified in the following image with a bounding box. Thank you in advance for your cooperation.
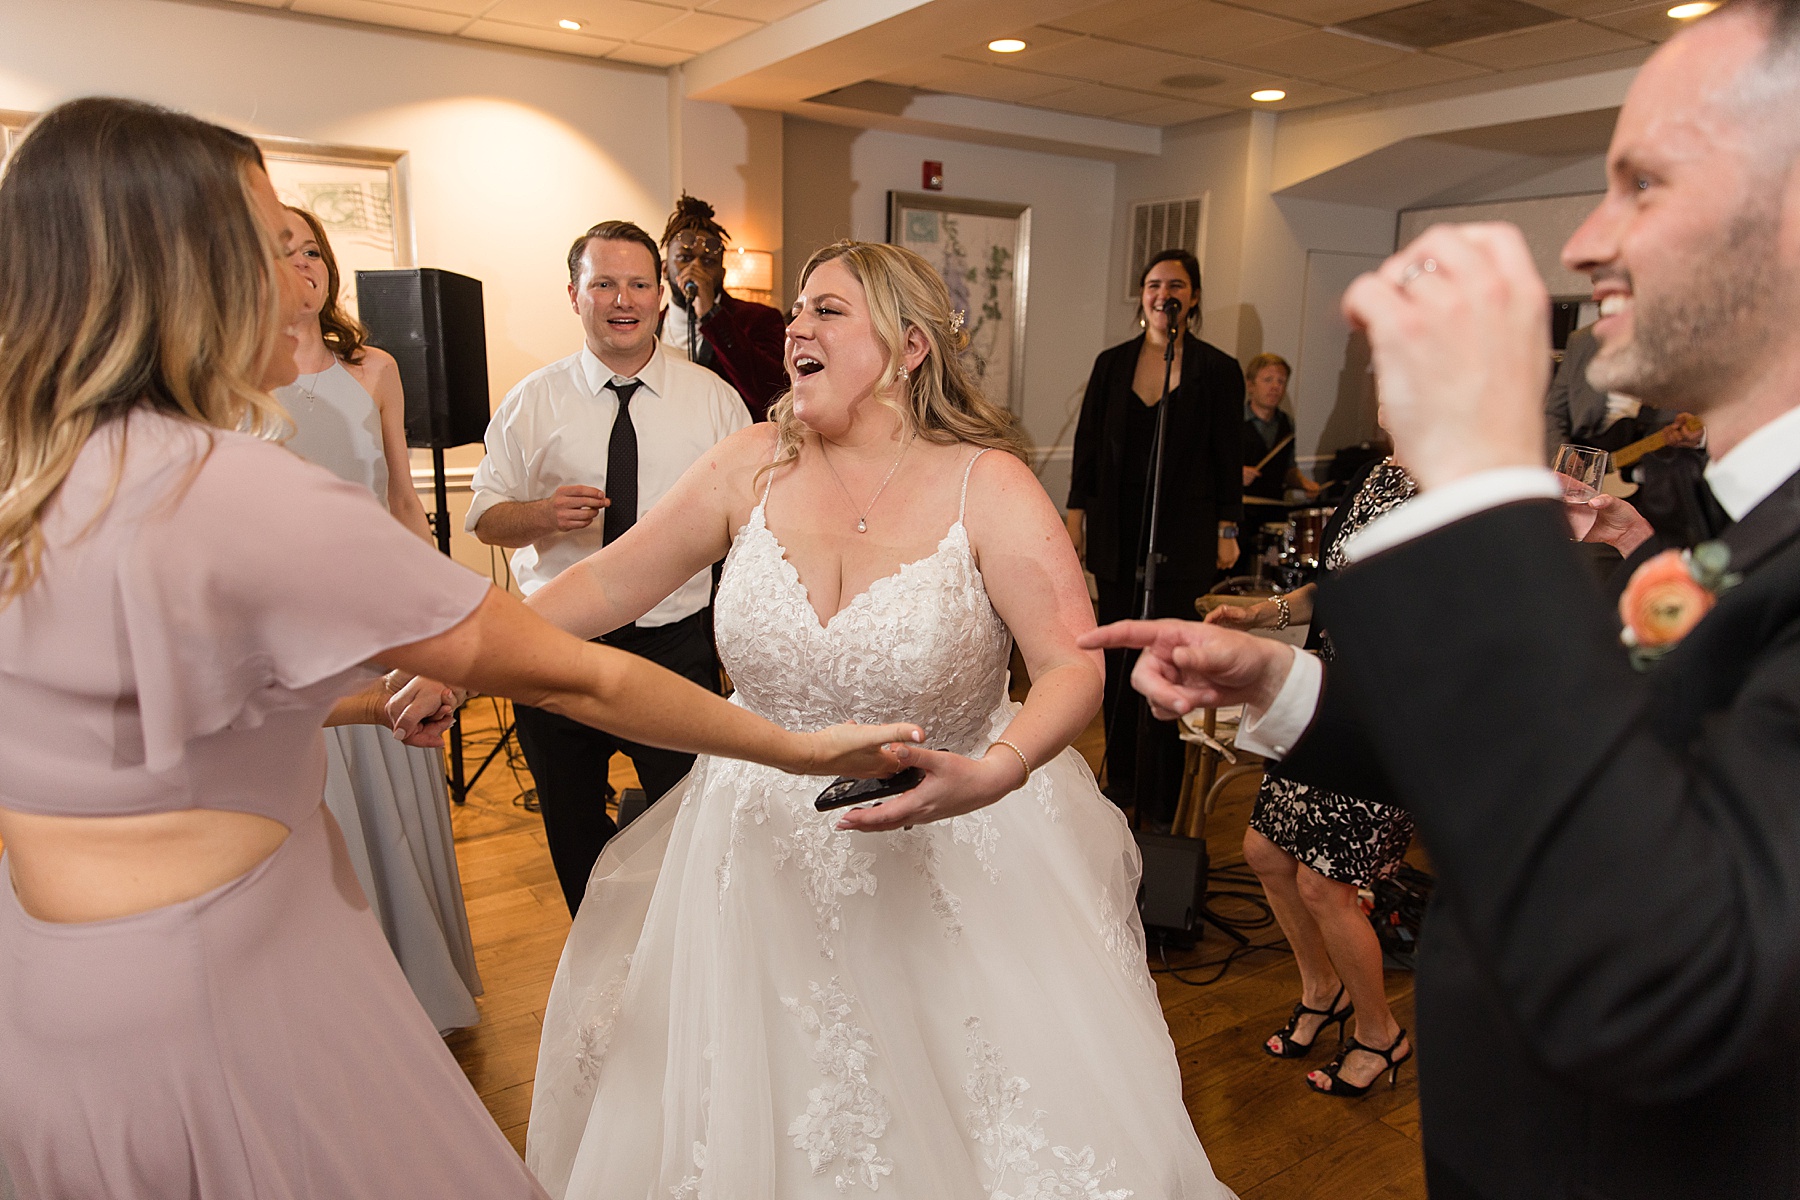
[989,738,1031,789]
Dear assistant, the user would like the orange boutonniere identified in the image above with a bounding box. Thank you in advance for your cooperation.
[1619,541,1739,669]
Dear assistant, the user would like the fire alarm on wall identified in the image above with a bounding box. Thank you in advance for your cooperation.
[922,161,944,191]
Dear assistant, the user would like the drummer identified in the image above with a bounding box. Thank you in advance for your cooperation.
[1240,353,1321,565]
[1241,353,1323,503]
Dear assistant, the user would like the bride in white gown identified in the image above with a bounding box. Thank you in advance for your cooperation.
[519,242,1233,1198]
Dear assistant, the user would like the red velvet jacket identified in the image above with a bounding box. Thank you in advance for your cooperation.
[692,293,788,422]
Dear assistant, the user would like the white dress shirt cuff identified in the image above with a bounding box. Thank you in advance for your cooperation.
[1341,467,1562,564]
[1235,646,1322,761]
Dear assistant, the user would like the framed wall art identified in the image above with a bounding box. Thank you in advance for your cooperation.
[887,191,1030,415]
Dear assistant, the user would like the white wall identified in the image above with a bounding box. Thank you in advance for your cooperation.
[782,116,1116,506]
[0,0,769,576]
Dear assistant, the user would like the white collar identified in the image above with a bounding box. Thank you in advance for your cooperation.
[1704,402,1800,521]
[579,342,666,400]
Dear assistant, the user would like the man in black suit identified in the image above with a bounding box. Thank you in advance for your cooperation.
[1084,2,1800,1196]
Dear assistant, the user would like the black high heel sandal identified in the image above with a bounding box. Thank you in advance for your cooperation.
[1306,1027,1413,1097]
[1264,984,1353,1059]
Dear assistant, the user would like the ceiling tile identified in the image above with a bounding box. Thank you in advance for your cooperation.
[1227,0,1418,28]
[1329,49,1492,89]
[700,0,818,19]
[1044,0,1199,35]
[1437,18,1645,67]
[988,36,1198,87]
[1582,1,1686,41]
[912,61,1075,103]
[1526,0,1648,15]
[289,0,469,32]
[639,9,759,51]
[1107,2,1313,58]
[607,41,692,63]
[233,0,295,8]
[482,0,686,42]
[1029,82,1172,117]
[1118,97,1235,124]
[1224,27,1413,79]
[461,17,625,54]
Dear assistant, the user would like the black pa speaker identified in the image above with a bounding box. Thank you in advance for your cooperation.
[1135,831,1209,945]
[355,268,490,449]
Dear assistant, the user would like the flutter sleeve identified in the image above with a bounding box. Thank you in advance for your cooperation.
[118,432,490,774]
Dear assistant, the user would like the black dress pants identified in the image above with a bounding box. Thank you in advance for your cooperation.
[512,608,720,915]
[1096,575,1207,828]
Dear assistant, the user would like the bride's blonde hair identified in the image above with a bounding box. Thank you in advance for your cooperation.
[761,241,1027,485]
[0,98,289,604]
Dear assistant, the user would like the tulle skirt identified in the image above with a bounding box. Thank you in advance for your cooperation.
[528,703,1233,1199]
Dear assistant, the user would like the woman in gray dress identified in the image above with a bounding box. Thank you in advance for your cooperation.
[277,205,482,1033]
[0,97,913,1199]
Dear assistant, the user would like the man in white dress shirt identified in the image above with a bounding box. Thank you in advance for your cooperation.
[468,219,749,914]
[1085,1,1800,1195]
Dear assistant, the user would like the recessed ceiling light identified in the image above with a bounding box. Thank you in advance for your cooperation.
[1666,1,1716,16]
[988,38,1028,53]
[1251,88,1287,102]
[558,18,582,30]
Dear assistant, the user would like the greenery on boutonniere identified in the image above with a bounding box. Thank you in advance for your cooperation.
[1618,540,1741,670]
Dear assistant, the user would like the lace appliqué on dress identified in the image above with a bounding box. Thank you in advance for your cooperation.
[669,1141,708,1199]
[573,954,634,1097]
[715,758,777,902]
[894,826,964,942]
[962,1018,1132,1200]
[1097,893,1152,997]
[783,979,895,1192]
[951,812,1002,883]
[772,810,879,958]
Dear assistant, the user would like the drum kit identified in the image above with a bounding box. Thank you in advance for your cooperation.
[1224,498,1334,594]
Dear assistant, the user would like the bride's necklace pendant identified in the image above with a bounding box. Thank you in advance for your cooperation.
[822,433,913,535]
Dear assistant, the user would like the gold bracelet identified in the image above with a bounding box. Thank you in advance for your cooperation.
[990,738,1031,789]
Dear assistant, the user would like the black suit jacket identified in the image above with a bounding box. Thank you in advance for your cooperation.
[1068,333,1244,583]
[1278,467,1800,1199]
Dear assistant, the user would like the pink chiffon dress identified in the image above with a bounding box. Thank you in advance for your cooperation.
[0,410,546,1198]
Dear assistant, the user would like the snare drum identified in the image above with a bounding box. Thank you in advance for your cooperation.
[1288,507,1335,569]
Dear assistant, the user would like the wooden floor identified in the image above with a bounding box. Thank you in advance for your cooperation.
[444,698,1426,1199]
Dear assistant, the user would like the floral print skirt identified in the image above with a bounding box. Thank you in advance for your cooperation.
[1248,775,1415,888]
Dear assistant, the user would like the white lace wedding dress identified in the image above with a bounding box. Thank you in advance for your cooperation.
[528,451,1233,1199]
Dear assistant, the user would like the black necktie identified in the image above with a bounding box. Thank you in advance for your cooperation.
[603,379,640,546]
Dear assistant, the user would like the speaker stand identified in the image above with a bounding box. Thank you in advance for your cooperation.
[426,447,468,806]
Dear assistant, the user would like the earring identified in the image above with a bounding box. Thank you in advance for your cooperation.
[1138,312,1147,330]
[898,366,909,381]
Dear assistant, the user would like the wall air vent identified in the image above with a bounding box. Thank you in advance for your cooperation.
[1334,0,1563,49]
[1126,195,1207,299]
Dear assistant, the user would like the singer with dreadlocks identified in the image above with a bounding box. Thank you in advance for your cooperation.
[659,193,788,420]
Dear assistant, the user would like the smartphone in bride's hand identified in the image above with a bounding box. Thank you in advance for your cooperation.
[815,768,924,812]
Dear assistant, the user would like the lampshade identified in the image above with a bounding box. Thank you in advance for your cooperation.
[724,248,774,295]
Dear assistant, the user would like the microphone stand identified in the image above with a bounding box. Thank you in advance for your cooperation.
[1138,298,1182,620]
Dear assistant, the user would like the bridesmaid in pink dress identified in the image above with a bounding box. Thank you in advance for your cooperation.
[0,98,914,1200]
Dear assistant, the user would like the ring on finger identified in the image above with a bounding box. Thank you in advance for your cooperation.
[1398,257,1438,289]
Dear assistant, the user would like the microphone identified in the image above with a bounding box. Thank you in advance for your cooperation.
[684,279,699,301]
[1160,296,1183,320]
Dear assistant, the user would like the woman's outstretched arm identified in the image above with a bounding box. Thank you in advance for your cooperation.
[385,585,915,779]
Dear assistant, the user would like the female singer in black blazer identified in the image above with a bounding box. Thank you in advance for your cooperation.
[1066,248,1243,828]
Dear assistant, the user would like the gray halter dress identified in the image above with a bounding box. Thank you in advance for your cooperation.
[277,359,483,1032]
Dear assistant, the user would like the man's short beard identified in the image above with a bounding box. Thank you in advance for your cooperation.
[1587,193,1783,409]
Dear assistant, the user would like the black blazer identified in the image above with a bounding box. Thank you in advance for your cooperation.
[1279,467,1800,1200]
[1067,333,1243,583]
